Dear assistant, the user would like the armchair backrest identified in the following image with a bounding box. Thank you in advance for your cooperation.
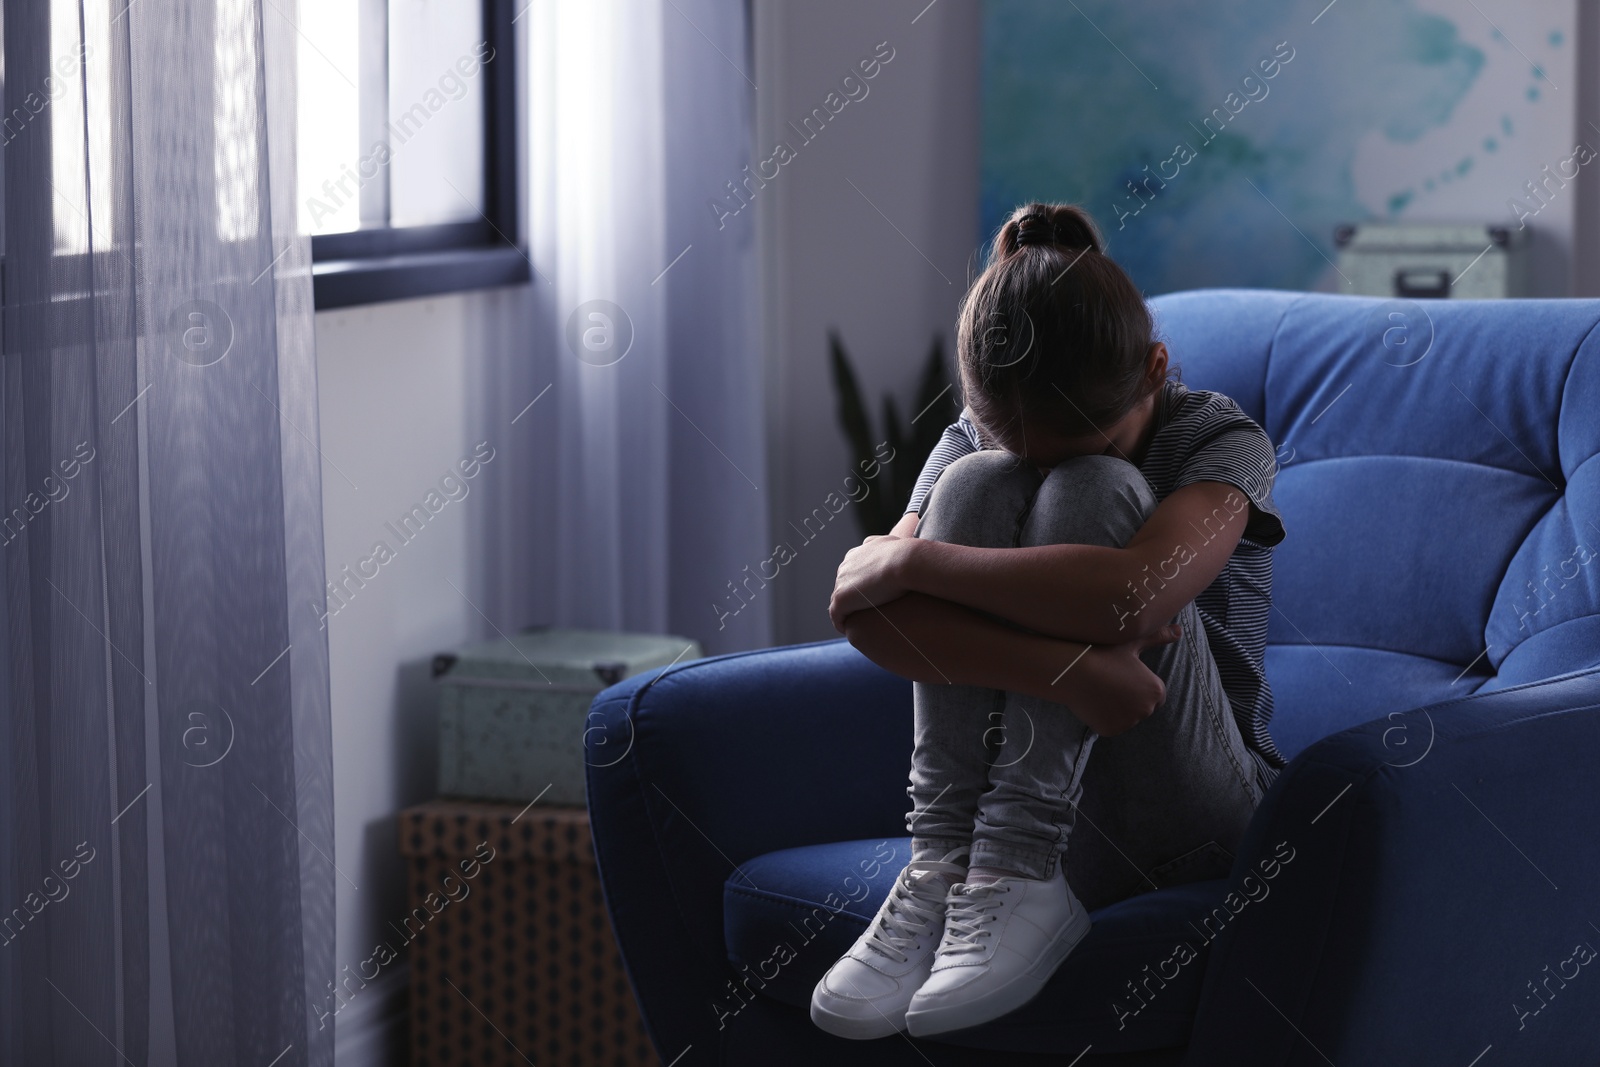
[1150,290,1600,758]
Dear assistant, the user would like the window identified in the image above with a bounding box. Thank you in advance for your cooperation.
[299,0,526,309]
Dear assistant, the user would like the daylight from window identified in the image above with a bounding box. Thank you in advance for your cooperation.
[51,0,113,255]
[297,0,360,235]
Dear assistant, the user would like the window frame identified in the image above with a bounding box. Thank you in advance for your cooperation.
[310,0,528,309]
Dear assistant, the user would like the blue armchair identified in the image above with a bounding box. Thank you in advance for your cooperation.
[585,290,1600,1065]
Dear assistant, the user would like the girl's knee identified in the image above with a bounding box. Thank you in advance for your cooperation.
[918,451,1040,544]
[937,450,1040,494]
[1025,455,1157,549]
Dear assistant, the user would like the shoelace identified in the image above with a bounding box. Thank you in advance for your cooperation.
[938,881,1012,955]
[863,860,967,965]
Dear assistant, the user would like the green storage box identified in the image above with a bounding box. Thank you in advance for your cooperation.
[432,627,701,805]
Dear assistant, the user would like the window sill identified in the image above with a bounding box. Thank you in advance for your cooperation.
[311,245,532,310]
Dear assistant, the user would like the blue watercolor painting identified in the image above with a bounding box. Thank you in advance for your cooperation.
[980,0,1566,294]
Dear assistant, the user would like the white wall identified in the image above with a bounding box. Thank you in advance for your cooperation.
[315,285,542,1064]
[1576,0,1600,296]
[756,0,984,646]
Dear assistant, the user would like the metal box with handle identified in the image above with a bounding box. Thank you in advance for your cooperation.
[1333,222,1528,299]
[433,626,701,805]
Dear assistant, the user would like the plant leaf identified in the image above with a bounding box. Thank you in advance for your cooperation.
[912,335,954,461]
[829,330,882,536]
[830,330,876,460]
[883,395,907,525]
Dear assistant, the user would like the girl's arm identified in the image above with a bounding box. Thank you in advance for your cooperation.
[832,480,1252,645]
[841,591,1182,737]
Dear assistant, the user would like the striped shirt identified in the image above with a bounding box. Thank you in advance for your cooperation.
[906,379,1288,783]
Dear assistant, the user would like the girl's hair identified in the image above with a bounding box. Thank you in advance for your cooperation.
[956,202,1159,442]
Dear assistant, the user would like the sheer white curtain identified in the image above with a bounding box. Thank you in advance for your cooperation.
[1,0,334,1063]
[524,0,770,653]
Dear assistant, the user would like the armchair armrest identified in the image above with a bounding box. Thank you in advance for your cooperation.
[1185,667,1600,1066]
[583,639,912,1065]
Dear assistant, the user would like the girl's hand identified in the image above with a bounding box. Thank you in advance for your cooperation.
[1070,623,1183,736]
[829,534,917,632]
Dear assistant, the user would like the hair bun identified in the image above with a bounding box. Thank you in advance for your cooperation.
[1015,213,1054,247]
[1001,202,1104,258]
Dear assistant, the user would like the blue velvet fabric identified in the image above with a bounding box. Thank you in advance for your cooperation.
[1262,645,1476,759]
[586,291,1600,1065]
[1186,667,1600,1065]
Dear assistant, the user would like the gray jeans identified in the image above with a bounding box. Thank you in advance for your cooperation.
[907,451,1266,909]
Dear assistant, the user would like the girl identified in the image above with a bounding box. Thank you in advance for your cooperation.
[810,203,1286,1040]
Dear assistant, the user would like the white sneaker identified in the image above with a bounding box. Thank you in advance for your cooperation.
[809,848,970,1039]
[904,865,1091,1036]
